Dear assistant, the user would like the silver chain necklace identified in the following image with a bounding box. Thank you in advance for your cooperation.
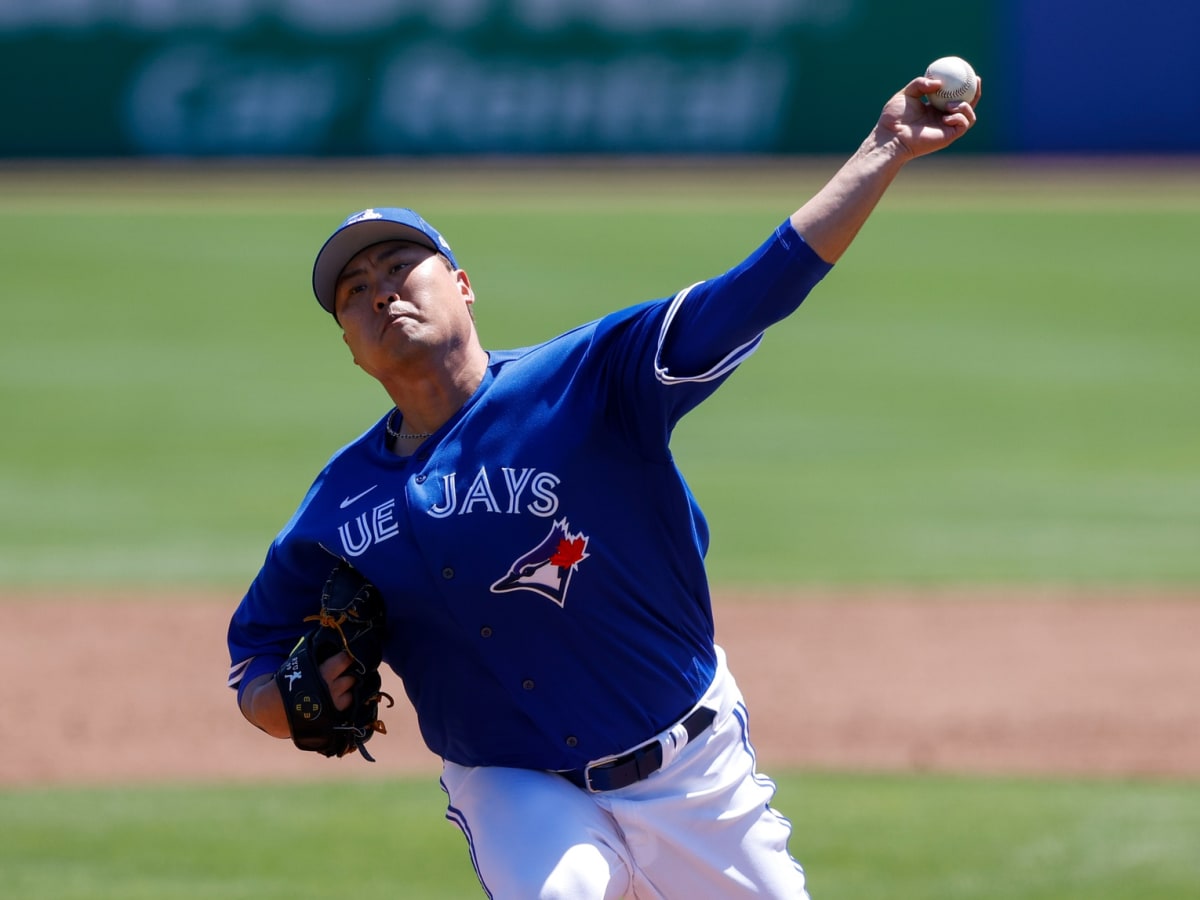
[385,408,433,441]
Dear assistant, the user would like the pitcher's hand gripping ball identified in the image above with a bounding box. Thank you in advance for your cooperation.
[924,56,978,111]
[275,560,393,760]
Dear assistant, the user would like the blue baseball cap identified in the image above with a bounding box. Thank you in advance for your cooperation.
[311,207,457,316]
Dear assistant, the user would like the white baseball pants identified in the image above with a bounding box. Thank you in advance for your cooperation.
[440,646,810,899]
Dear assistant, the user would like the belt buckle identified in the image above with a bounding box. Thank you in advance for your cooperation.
[582,737,659,793]
[581,750,626,793]
[583,754,623,793]
[583,763,605,793]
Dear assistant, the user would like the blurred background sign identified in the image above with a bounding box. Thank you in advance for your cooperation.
[0,0,1196,157]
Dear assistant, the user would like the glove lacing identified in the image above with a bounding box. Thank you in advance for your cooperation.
[303,608,396,737]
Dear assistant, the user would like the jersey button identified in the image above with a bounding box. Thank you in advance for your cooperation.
[565,736,578,748]
[415,474,427,484]
[522,679,535,691]
[441,567,454,579]
[480,626,493,638]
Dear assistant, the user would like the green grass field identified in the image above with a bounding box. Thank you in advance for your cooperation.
[2,160,1198,898]
[2,159,1198,588]
[2,773,1198,899]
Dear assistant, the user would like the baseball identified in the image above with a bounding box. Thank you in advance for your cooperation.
[924,56,978,111]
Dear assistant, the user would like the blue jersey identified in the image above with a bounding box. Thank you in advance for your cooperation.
[227,221,831,771]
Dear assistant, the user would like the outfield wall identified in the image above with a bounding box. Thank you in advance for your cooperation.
[0,0,1195,157]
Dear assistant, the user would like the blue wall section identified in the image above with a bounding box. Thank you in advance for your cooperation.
[1009,0,1200,152]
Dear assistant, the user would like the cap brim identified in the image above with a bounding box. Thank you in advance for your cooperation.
[312,220,439,315]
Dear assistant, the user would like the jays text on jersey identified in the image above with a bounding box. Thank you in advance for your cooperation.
[227,220,832,771]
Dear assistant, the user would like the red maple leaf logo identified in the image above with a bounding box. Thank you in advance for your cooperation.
[550,536,588,570]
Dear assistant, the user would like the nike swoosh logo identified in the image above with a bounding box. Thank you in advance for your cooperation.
[340,485,379,509]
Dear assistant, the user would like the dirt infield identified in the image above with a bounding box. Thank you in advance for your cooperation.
[4,588,1198,787]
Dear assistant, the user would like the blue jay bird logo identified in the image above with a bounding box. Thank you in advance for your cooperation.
[491,518,590,607]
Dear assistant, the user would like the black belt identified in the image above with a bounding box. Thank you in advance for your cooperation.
[560,706,716,793]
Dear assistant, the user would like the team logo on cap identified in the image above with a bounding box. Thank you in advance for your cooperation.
[491,518,590,608]
[346,209,384,224]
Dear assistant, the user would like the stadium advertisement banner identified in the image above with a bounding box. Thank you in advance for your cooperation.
[0,0,996,157]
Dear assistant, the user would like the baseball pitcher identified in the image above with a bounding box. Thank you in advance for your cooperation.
[227,69,980,898]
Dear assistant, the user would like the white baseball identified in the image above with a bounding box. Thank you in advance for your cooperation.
[924,56,978,111]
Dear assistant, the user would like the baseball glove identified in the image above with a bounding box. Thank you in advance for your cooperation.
[275,559,393,761]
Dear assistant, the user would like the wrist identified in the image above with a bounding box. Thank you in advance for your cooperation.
[858,127,914,168]
[240,673,291,739]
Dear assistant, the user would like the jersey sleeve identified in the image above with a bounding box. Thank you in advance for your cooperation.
[656,220,832,380]
[580,222,830,458]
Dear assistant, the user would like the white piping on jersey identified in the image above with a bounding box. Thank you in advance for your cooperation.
[227,657,252,688]
[653,282,764,384]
